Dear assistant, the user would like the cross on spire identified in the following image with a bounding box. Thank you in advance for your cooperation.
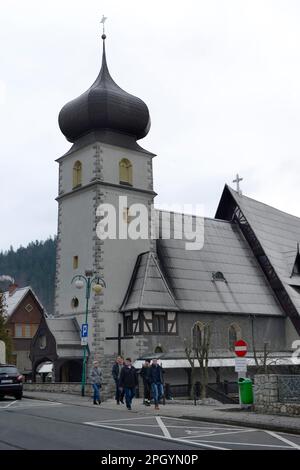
[100,15,108,36]
[233,173,243,195]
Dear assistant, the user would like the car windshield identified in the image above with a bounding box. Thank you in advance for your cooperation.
[0,367,19,375]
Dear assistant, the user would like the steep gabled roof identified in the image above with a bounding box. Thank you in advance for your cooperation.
[216,185,300,332]
[121,251,179,312]
[156,217,283,315]
[3,286,46,317]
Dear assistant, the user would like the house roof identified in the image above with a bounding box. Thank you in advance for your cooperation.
[216,185,300,329]
[156,217,284,315]
[45,317,83,358]
[121,251,179,312]
[121,213,284,316]
[3,286,46,317]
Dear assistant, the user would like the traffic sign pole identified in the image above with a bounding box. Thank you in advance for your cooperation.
[234,340,248,408]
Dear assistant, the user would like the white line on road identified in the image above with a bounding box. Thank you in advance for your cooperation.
[265,430,300,450]
[84,421,228,450]
[156,416,172,438]
[179,428,257,440]
[1,400,17,409]
[191,438,291,449]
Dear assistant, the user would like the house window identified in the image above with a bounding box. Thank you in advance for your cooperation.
[73,161,82,188]
[14,324,34,338]
[124,314,133,335]
[39,335,47,350]
[73,256,79,269]
[152,313,167,334]
[15,324,23,338]
[229,323,242,351]
[119,158,132,186]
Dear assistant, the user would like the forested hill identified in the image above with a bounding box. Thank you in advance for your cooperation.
[0,238,56,314]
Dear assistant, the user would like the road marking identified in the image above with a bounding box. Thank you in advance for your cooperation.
[265,430,300,450]
[84,421,228,450]
[1,400,17,409]
[191,438,291,449]
[180,428,257,439]
[156,416,171,438]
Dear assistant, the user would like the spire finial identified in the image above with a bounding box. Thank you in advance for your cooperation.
[100,14,108,39]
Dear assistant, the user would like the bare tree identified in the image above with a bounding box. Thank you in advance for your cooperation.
[194,323,211,399]
[183,337,197,401]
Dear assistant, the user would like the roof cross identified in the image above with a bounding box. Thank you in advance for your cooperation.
[100,15,108,35]
[233,173,243,195]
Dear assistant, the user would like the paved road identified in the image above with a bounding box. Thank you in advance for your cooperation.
[0,398,300,450]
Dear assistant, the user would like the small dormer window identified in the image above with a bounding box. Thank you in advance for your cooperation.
[212,271,227,282]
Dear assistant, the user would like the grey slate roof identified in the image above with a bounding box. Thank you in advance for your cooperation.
[156,217,283,315]
[121,251,179,312]
[46,317,83,358]
[122,215,284,316]
[216,185,300,319]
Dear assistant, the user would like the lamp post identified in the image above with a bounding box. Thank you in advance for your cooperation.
[71,270,106,397]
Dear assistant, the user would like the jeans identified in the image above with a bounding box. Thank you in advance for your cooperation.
[115,379,125,402]
[92,383,101,402]
[151,383,164,405]
[124,387,135,408]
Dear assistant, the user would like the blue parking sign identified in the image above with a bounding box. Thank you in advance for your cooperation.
[81,323,88,338]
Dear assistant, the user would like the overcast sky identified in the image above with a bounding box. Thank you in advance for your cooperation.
[1,0,300,251]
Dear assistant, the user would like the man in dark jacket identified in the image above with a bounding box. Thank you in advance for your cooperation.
[112,356,124,404]
[140,359,151,406]
[149,359,164,410]
[119,358,138,410]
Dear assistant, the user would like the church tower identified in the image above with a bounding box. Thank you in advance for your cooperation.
[54,30,156,366]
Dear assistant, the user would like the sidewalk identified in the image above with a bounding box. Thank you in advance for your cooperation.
[23,390,300,435]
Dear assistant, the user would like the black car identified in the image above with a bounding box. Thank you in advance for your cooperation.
[0,364,23,400]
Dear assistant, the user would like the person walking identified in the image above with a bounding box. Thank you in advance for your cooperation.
[119,358,138,410]
[149,359,164,410]
[112,356,125,404]
[140,359,151,406]
[90,360,102,405]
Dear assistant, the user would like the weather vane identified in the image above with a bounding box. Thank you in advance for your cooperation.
[100,15,108,36]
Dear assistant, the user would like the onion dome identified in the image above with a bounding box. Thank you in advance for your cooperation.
[58,35,151,143]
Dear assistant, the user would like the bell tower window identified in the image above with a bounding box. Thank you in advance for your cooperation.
[119,158,132,186]
[73,161,82,188]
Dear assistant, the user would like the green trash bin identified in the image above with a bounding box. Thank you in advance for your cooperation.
[238,377,253,404]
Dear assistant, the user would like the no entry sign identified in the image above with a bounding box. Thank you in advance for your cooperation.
[234,339,247,357]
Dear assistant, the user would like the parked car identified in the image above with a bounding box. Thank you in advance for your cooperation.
[0,364,23,400]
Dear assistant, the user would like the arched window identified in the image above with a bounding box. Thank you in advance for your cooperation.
[119,158,132,186]
[228,323,242,351]
[192,321,205,349]
[73,161,82,188]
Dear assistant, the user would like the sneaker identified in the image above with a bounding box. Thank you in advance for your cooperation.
[98,400,101,405]
[93,401,97,405]
[116,401,120,405]
[127,406,132,410]
[155,404,159,410]
[120,399,124,404]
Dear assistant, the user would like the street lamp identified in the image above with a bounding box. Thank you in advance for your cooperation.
[71,270,106,396]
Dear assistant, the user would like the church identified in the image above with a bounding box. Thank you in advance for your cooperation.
[30,29,300,394]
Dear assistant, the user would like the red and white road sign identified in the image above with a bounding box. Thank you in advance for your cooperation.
[234,340,247,357]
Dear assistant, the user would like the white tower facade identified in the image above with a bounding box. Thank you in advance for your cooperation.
[54,34,156,371]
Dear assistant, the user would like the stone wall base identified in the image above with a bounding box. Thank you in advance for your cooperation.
[254,402,300,416]
[24,382,112,401]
